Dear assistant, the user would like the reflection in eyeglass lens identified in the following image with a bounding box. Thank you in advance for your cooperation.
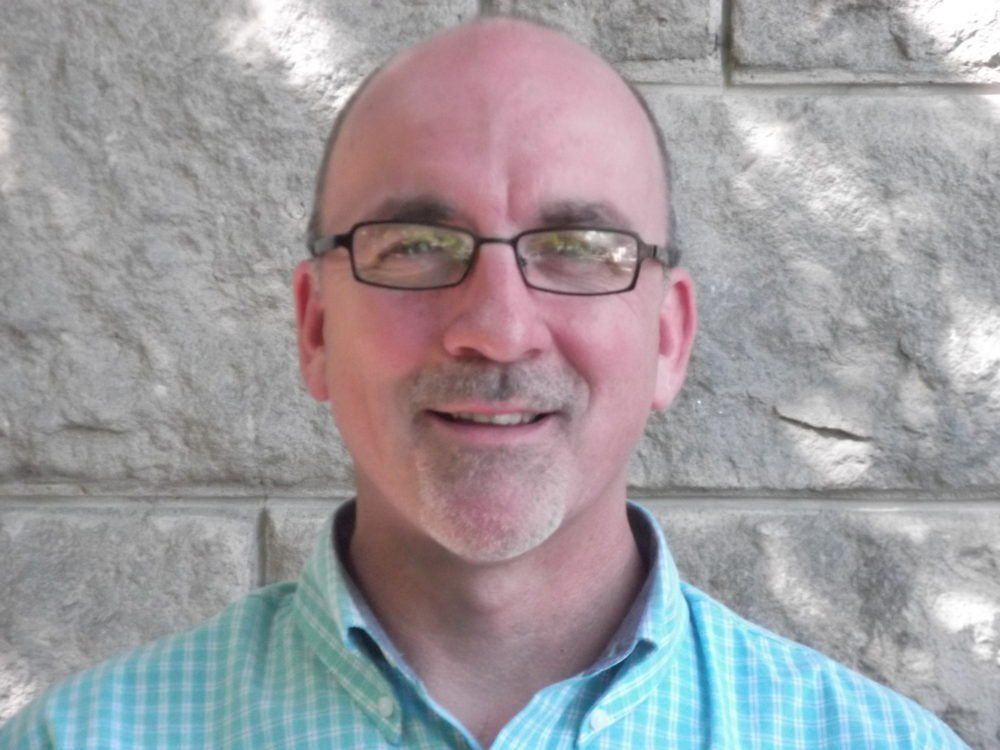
[522,231,637,278]
[354,224,638,292]
[356,226,472,287]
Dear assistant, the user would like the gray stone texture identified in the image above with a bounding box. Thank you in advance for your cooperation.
[0,0,475,486]
[0,504,257,723]
[263,500,340,583]
[486,0,723,83]
[633,90,1000,490]
[1,1,998,747]
[647,501,1000,749]
[733,0,1000,83]
[2,1,998,491]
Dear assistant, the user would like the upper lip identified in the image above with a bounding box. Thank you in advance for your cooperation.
[427,402,556,416]
[426,403,560,426]
[438,412,542,426]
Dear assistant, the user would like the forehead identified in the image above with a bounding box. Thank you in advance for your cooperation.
[324,21,667,238]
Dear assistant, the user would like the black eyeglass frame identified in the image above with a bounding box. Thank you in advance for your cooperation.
[310,221,681,297]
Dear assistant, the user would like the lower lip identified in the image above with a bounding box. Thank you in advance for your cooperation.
[424,412,556,445]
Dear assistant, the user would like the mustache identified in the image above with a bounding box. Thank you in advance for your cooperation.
[406,360,584,413]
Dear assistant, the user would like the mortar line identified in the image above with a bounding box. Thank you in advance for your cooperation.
[635,81,1000,96]
[0,497,272,514]
[253,507,269,589]
[635,497,1000,512]
[1,497,997,518]
[719,0,734,88]
[628,487,1000,502]
[1,481,998,501]
[0,481,358,499]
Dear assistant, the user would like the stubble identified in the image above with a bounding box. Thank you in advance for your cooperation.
[405,360,586,562]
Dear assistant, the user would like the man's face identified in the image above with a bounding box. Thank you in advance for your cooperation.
[295,22,695,562]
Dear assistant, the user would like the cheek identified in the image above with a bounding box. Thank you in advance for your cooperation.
[324,290,442,430]
[556,297,661,397]
[330,289,441,375]
[552,300,662,461]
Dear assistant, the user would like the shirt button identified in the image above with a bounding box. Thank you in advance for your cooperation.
[377,695,395,718]
[589,708,611,731]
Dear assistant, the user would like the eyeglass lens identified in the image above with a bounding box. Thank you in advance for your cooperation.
[352,223,640,293]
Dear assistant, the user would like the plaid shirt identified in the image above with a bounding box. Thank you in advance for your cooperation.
[1,502,969,749]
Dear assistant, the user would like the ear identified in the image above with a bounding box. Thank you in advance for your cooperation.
[652,267,697,410]
[293,260,330,402]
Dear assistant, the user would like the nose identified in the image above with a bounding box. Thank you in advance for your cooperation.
[440,241,553,363]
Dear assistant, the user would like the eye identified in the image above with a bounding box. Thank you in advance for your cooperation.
[394,232,445,254]
[391,239,437,255]
[378,230,468,262]
[537,233,600,258]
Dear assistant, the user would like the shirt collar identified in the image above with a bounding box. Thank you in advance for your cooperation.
[585,501,688,673]
[291,500,689,734]
[290,505,405,741]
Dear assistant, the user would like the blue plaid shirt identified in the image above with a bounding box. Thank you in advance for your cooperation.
[1,502,969,749]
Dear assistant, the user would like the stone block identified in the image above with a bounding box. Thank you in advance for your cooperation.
[644,500,1000,749]
[732,0,1000,83]
[485,0,723,83]
[0,0,474,486]
[263,501,341,583]
[631,90,1000,490]
[3,0,999,494]
[0,504,257,723]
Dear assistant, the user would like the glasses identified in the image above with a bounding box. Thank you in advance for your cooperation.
[310,222,680,296]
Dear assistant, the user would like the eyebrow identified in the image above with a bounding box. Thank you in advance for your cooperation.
[366,196,634,232]
[369,195,457,224]
[538,200,633,230]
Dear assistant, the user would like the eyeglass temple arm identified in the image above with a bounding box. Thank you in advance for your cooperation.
[642,242,681,269]
[310,233,354,258]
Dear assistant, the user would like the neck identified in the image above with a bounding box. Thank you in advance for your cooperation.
[347,495,644,747]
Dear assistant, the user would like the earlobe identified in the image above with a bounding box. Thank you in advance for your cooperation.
[652,268,697,410]
[293,260,330,402]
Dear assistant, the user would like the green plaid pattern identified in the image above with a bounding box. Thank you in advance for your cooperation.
[1,503,969,749]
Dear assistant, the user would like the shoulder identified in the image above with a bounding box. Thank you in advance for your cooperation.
[679,582,970,749]
[0,582,298,749]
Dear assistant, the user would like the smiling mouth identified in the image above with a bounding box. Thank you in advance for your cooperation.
[430,411,548,426]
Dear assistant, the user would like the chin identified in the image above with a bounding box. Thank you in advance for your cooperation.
[420,495,565,563]
[413,450,569,563]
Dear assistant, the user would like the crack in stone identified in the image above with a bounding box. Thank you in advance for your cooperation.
[60,423,129,436]
[773,408,872,442]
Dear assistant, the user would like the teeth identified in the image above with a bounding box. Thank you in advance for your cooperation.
[448,412,540,426]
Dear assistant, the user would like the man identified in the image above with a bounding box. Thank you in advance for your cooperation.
[0,16,969,750]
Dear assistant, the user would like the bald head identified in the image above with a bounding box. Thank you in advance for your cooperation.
[306,17,673,252]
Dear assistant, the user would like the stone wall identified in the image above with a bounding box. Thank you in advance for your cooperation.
[1,1,997,746]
